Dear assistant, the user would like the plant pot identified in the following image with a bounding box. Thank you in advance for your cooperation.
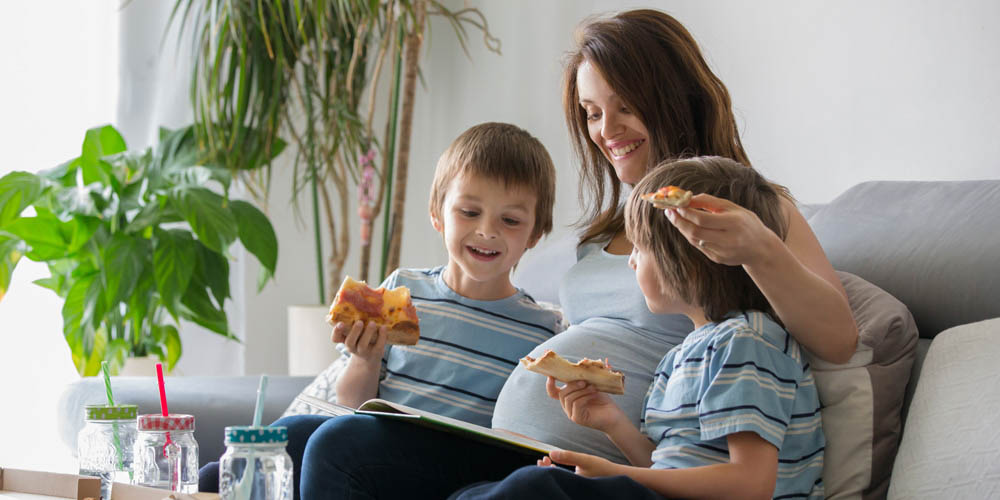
[119,356,163,377]
[287,305,340,376]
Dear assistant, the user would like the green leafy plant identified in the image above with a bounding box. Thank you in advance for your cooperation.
[0,124,280,376]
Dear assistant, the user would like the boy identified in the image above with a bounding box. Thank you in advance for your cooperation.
[331,122,563,427]
[452,156,824,499]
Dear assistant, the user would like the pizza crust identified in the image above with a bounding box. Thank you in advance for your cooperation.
[640,185,693,209]
[520,350,625,395]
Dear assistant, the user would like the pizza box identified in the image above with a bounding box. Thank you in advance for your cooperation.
[0,467,100,500]
[109,483,218,500]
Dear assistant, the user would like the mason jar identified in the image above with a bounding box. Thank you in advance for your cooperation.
[219,426,293,500]
[78,404,138,500]
[132,414,199,493]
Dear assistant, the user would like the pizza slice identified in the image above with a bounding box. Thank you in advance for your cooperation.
[639,185,693,209]
[326,276,420,345]
[520,350,625,395]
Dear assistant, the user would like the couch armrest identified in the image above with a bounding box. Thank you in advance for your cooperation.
[57,376,312,466]
[888,318,1000,498]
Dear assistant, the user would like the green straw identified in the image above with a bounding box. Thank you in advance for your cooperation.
[101,361,127,478]
[252,374,269,427]
[236,374,268,500]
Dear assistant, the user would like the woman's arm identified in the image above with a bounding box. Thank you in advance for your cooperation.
[668,195,857,363]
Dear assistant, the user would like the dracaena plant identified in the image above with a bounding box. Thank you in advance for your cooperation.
[0,124,280,376]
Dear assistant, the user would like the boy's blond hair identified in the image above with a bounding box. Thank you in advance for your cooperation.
[429,122,556,240]
[624,156,788,322]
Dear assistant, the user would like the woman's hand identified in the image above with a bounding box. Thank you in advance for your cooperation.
[333,320,388,364]
[546,377,627,433]
[665,193,780,267]
[547,450,623,478]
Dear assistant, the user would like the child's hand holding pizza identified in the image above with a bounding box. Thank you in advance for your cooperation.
[335,320,389,362]
[545,377,628,434]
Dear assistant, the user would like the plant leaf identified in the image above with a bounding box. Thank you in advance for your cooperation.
[153,228,197,317]
[102,233,149,308]
[169,187,238,254]
[81,125,128,167]
[0,236,23,302]
[160,324,182,371]
[230,199,277,290]
[0,171,45,228]
[192,240,230,305]
[63,267,105,334]
[179,283,230,337]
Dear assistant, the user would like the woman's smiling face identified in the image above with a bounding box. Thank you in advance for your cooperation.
[577,60,651,185]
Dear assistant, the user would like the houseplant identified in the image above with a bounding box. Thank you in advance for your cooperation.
[0,124,279,376]
[171,0,500,303]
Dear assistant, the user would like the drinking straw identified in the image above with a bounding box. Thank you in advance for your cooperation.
[236,374,269,500]
[156,362,180,491]
[252,374,269,427]
[101,361,126,476]
[155,362,172,445]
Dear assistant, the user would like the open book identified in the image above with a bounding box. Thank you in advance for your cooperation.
[295,394,559,456]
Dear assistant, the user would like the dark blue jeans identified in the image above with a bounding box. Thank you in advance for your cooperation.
[448,465,668,500]
[299,414,539,499]
[198,414,330,500]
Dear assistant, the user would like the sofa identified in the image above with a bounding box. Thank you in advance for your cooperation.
[57,179,1000,499]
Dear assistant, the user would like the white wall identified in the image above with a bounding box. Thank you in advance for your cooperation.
[240,0,1000,374]
[0,0,119,472]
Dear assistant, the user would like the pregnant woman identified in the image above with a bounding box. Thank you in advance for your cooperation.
[297,9,857,499]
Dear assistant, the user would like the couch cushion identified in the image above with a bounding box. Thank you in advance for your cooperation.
[808,180,1000,339]
[811,272,917,500]
[281,352,350,417]
[888,318,1000,499]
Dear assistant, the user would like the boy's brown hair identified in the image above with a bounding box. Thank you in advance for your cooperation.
[624,156,788,322]
[429,122,557,240]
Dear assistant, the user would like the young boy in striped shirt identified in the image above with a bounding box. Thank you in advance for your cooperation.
[331,122,564,428]
[452,156,824,499]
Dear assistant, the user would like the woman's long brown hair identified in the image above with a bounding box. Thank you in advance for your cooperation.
[563,9,752,245]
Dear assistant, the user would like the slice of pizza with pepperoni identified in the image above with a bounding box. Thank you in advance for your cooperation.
[326,276,420,345]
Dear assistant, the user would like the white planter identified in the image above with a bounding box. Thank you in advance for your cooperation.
[119,356,162,376]
[287,305,341,376]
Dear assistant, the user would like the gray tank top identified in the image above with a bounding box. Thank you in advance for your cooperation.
[492,241,691,463]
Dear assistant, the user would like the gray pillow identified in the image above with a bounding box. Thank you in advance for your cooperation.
[812,271,917,499]
[808,180,1000,339]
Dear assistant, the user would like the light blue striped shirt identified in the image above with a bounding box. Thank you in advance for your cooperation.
[375,267,563,427]
[642,311,825,499]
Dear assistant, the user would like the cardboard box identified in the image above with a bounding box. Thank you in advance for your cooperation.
[0,467,101,500]
[108,483,218,500]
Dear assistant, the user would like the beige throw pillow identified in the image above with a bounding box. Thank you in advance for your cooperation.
[810,272,918,499]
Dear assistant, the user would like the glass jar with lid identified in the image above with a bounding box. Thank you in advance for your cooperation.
[132,414,199,493]
[78,404,137,500]
[219,426,293,500]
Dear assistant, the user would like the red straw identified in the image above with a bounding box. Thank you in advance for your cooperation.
[155,363,173,447]
[156,363,169,416]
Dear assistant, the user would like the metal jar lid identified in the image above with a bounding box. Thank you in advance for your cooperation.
[137,414,195,432]
[224,426,288,445]
[84,404,138,421]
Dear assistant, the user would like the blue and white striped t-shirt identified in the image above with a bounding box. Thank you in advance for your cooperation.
[642,311,825,499]
[374,267,563,427]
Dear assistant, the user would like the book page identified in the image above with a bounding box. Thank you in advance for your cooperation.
[297,394,559,455]
[294,395,358,417]
[357,399,559,455]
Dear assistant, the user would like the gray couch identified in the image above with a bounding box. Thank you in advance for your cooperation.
[58,180,1000,498]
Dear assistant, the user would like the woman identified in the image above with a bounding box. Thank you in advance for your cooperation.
[297,9,857,499]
